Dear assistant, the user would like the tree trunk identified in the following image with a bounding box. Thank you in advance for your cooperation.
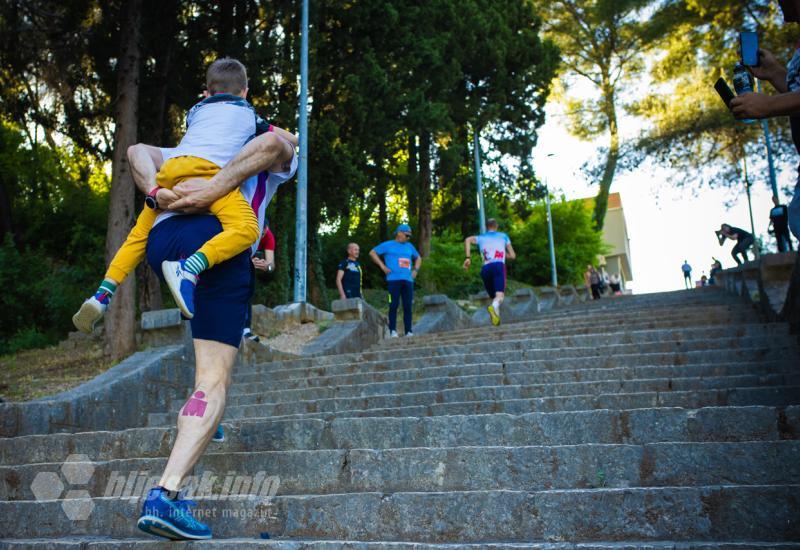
[593,84,619,232]
[104,0,142,360]
[407,133,418,232]
[217,0,234,56]
[0,179,14,244]
[418,133,432,257]
[137,263,163,312]
[377,167,388,242]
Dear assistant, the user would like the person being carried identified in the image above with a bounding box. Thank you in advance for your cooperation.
[369,224,421,337]
[73,58,298,332]
[336,242,363,300]
[716,223,755,265]
[463,218,516,326]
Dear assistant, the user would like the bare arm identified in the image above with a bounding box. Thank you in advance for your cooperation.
[168,132,295,212]
[369,249,391,275]
[271,125,299,148]
[127,144,164,194]
[335,270,346,299]
[731,90,800,119]
[749,49,789,93]
[412,255,422,279]
[506,243,516,261]
[463,236,476,269]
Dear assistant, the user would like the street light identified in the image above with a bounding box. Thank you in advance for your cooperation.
[293,0,309,303]
[466,80,486,234]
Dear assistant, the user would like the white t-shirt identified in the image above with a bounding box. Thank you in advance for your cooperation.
[476,231,511,265]
[153,151,298,255]
[163,95,269,168]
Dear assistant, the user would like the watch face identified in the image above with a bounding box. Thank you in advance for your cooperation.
[145,195,157,209]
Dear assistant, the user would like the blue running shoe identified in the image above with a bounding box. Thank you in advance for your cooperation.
[72,292,110,333]
[162,260,198,319]
[137,487,211,540]
[212,424,225,442]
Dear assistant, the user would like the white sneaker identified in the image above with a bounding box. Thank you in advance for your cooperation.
[405,332,414,337]
[72,296,108,333]
[390,330,399,338]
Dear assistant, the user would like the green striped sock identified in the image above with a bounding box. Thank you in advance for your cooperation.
[184,252,209,276]
[97,280,117,296]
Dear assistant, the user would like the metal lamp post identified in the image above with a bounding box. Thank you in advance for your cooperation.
[293,0,309,303]
[544,154,558,287]
[466,80,486,234]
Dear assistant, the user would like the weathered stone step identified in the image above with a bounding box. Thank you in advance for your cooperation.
[2,485,798,541]
[383,317,767,349]
[4,406,797,466]
[4,441,798,501]
[236,344,797,383]
[178,374,800,421]
[225,362,798,405]
[3,538,799,548]
[306,330,785,367]
[230,360,795,396]
[380,313,768,348]
[162,386,800,424]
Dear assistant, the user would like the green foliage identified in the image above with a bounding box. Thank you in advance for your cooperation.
[634,1,797,188]
[0,236,100,354]
[416,231,484,297]
[509,198,609,286]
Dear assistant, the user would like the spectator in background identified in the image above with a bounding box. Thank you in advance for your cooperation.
[609,272,622,294]
[769,195,793,252]
[369,224,422,337]
[584,264,602,300]
[709,258,723,285]
[716,224,755,265]
[681,260,692,290]
[242,223,276,343]
[336,242,363,300]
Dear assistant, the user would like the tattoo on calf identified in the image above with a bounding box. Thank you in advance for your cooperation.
[182,390,208,417]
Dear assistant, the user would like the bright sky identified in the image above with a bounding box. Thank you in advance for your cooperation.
[531,104,795,295]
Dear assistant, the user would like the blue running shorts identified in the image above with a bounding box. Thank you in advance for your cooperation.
[146,215,252,348]
[480,262,506,298]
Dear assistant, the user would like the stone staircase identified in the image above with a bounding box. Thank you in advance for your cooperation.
[2,289,800,547]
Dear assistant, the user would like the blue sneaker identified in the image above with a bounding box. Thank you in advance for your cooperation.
[162,260,198,319]
[137,487,211,540]
[212,424,225,442]
[72,292,110,333]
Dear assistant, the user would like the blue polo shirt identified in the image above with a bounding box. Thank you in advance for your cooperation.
[373,240,420,282]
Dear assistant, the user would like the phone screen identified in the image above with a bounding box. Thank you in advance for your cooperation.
[740,31,759,66]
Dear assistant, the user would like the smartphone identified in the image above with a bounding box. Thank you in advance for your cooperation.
[739,31,759,66]
[714,78,735,109]
[254,250,266,260]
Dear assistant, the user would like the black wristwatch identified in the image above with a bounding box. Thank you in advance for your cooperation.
[145,186,162,209]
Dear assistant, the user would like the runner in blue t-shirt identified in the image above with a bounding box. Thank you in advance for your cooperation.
[369,224,422,337]
[464,218,516,326]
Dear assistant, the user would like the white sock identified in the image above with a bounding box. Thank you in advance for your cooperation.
[492,299,501,314]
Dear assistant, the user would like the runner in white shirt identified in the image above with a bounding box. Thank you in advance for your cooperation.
[463,218,516,326]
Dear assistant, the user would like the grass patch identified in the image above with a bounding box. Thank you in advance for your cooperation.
[0,338,116,402]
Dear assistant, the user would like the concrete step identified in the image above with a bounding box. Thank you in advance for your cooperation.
[156,373,800,421]
[235,345,798,384]
[4,441,799,501]
[308,330,788,366]
[229,360,796,396]
[380,313,769,348]
[4,406,797,466]
[3,539,800,549]
[157,385,800,425]
[223,364,799,406]
[2,485,798,541]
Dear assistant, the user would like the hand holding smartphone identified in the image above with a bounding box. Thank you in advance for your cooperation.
[739,31,760,67]
[714,78,735,109]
